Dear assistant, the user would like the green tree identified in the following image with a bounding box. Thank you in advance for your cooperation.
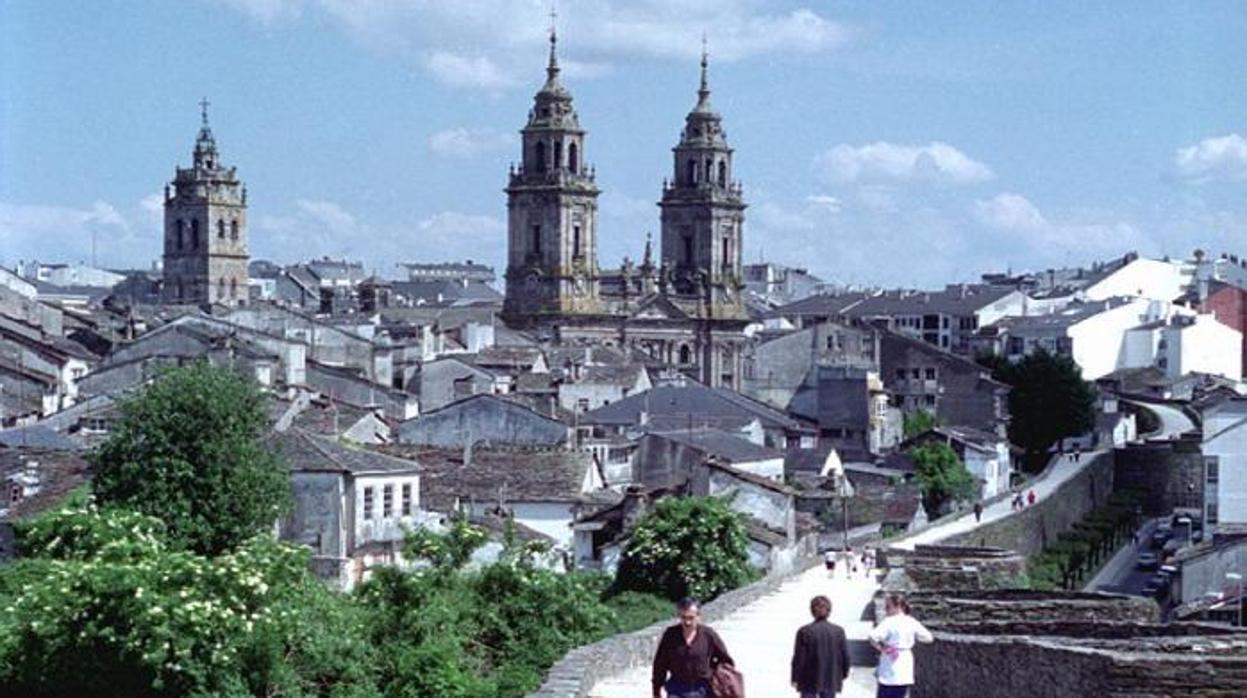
[983,350,1097,473]
[902,409,939,438]
[614,496,755,602]
[0,504,378,698]
[92,362,290,555]
[907,443,977,517]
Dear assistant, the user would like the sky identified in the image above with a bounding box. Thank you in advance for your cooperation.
[1,0,1245,288]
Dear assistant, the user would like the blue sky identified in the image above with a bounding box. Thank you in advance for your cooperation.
[2,0,1245,287]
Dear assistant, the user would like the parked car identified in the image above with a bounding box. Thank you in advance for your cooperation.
[1136,553,1160,571]
[1142,574,1170,597]
[1151,528,1172,549]
[1157,564,1179,580]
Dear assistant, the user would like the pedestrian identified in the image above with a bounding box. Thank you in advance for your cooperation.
[1011,491,1023,510]
[847,546,858,578]
[869,593,934,698]
[1027,489,1036,507]
[651,598,735,698]
[824,549,837,578]
[973,501,983,523]
[791,595,851,698]
[1074,445,1082,463]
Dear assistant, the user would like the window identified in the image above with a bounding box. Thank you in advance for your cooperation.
[383,485,393,518]
[531,224,542,255]
[553,141,563,170]
[1206,503,1219,525]
[577,397,590,412]
[1206,457,1219,485]
[573,225,582,258]
[718,160,727,187]
[924,394,937,407]
[190,219,199,249]
[682,232,693,265]
[722,237,730,267]
[925,368,936,380]
[534,141,547,173]
[912,368,921,379]
[217,219,225,238]
[686,159,696,185]
[230,220,239,240]
[896,368,907,380]
[363,486,374,520]
[401,484,412,516]
[230,278,238,299]
[679,345,692,364]
[176,219,184,250]
[217,277,226,299]
[568,142,578,173]
[704,158,712,184]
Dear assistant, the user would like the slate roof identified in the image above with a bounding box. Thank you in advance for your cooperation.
[994,297,1138,331]
[651,429,783,464]
[849,285,1019,317]
[768,292,870,320]
[374,444,599,510]
[0,425,83,451]
[583,382,810,433]
[271,429,420,474]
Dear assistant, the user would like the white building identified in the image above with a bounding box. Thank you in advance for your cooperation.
[997,297,1162,379]
[1081,256,1186,304]
[1202,398,1247,529]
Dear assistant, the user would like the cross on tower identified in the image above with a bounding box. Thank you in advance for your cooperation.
[199,97,211,126]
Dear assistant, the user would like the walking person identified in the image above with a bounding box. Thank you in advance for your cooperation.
[651,598,734,698]
[869,593,934,698]
[824,549,837,578]
[791,595,851,697]
[1027,489,1036,507]
[973,501,983,523]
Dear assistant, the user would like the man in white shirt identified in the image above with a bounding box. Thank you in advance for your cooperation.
[868,593,934,698]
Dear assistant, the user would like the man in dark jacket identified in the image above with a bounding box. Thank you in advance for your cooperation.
[652,598,734,698]
[791,595,850,697]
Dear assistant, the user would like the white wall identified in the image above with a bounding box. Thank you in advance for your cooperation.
[731,456,785,481]
[1167,315,1242,381]
[470,500,577,548]
[1066,299,1156,379]
[963,443,1011,498]
[1085,258,1185,303]
[353,473,423,547]
[1203,401,1247,527]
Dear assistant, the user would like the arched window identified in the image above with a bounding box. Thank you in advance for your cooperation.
[704,158,712,184]
[553,141,563,170]
[722,237,731,267]
[718,160,727,187]
[679,345,692,365]
[230,220,239,240]
[534,141,547,173]
[230,278,238,299]
[190,219,199,250]
[568,142,578,173]
[217,219,225,239]
[217,277,226,300]
[573,225,582,258]
[686,159,696,185]
[176,219,184,250]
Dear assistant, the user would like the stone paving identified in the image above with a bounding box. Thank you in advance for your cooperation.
[589,564,881,698]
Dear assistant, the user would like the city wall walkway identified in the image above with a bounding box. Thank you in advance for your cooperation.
[586,448,1109,697]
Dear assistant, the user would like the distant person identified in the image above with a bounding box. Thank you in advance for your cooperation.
[870,593,934,698]
[973,501,983,523]
[1074,445,1082,463]
[1027,489,1037,507]
[651,598,734,698]
[1011,491,1023,510]
[791,595,851,697]
[825,549,837,578]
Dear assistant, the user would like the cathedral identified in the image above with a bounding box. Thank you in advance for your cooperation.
[501,30,750,389]
[161,100,250,307]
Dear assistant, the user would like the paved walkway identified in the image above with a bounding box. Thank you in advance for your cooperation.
[589,565,881,698]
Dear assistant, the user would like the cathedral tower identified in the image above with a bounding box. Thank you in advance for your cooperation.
[502,26,601,324]
[658,47,746,316]
[162,100,249,306]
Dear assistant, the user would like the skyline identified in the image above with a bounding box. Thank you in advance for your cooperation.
[2,1,1246,287]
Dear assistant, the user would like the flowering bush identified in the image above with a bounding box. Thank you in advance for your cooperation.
[614,496,756,602]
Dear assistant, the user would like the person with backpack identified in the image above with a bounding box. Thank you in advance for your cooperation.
[791,595,851,697]
[869,593,934,698]
[651,597,736,698]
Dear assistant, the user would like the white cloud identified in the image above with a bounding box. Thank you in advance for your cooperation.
[804,194,841,213]
[814,141,993,186]
[424,52,521,92]
[220,1,853,91]
[973,192,1046,231]
[416,211,505,240]
[973,192,1146,259]
[1175,133,1247,182]
[295,199,357,231]
[0,200,148,268]
[428,127,513,158]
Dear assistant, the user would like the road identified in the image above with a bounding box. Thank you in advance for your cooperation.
[1088,516,1192,609]
[1123,399,1196,439]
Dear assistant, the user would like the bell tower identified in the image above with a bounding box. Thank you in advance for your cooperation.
[658,45,746,316]
[502,22,601,324]
[162,99,249,306]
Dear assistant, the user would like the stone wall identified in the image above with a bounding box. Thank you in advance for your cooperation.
[943,452,1115,556]
[1113,437,1205,516]
[912,621,1247,698]
[527,554,822,698]
[902,589,1158,625]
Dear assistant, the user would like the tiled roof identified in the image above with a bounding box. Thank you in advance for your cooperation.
[584,382,810,432]
[650,429,783,464]
[0,451,92,520]
[271,429,419,474]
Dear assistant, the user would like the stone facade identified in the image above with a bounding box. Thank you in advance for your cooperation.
[500,35,748,389]
[1113,436,1205,517]
[162,102,249,306]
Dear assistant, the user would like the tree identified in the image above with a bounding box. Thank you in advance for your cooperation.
[902,409,939,438]
[984,350,1097,473]
[0,504,378,698]
[92,362,291,556]
[614,496,755,602]
[907,443,977,517]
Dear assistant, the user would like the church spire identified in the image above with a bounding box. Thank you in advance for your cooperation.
[543,5,562,91]
[697,34,711,111]
[193,97,219,170]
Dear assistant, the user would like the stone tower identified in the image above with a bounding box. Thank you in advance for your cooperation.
[162,100,249,306]
[659,47,746,314]
[502,26,601,325]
